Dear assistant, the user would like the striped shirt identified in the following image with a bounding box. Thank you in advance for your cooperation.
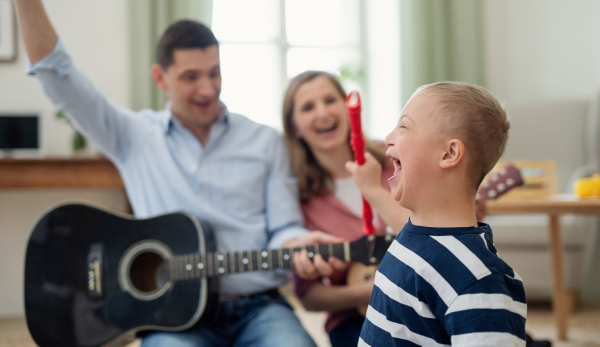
[359,219,526,346]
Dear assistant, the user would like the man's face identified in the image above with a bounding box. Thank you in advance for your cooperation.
[155,46,222,129]
[384,91,445,209]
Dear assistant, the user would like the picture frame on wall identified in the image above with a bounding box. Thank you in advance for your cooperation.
[0,0,17,62]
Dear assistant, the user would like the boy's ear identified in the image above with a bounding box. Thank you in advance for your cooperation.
[439,139,465,169]
[151,63,168,91]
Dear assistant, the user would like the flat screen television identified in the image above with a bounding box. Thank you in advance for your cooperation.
[0,114,41,157]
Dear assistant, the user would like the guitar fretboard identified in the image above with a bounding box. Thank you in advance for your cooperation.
[168,243,349,281]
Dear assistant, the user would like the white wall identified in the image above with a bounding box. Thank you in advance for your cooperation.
[484,0,600,104]
[0,0,130,317]
[365,0,401,141]
[483,0,600,302]
[0,0,131,156]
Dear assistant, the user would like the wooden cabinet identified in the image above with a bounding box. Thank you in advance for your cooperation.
[0,157,124,189]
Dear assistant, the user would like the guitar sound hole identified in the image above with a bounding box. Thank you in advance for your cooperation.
[129,251,166,293]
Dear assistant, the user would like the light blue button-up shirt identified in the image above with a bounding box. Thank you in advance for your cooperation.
[28,39,307,295]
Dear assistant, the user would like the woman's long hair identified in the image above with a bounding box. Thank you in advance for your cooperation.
[282,70,387,201]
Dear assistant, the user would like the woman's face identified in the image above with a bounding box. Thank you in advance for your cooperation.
[292,76,349,153]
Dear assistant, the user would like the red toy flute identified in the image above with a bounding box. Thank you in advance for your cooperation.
[346,91,376,236]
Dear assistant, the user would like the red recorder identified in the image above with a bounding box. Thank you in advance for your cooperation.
[346,91,376,236]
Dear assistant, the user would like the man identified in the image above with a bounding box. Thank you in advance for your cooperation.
[14,1,338,346]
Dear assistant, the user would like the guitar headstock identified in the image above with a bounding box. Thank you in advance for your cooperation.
[349,234,395,265]
[478,163,524,200]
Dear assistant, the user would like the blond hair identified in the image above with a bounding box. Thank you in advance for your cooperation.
[282,71,387,201]
[415,81,510,192]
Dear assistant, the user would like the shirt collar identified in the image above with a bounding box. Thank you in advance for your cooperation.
[160,101,230,135]
[404,218,490,236]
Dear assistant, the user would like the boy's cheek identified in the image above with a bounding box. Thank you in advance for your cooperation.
[389,181,402,202]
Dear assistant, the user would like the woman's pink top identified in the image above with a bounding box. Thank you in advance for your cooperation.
[292,166,394,333]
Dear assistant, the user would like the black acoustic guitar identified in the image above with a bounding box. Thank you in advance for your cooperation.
[24,202,394,347]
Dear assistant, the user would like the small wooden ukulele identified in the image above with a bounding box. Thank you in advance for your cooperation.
[478,163,524,200]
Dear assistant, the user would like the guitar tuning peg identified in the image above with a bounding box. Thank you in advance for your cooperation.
[497,183,505,192]
[506,178,514,186]
[487,190,497,198]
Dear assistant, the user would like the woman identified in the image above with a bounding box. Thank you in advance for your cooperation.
[282,70,409,347]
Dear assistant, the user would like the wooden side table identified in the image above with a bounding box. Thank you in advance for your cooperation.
[487,195,600,341]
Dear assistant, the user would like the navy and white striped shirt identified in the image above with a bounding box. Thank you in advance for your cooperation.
[359,219,526,346]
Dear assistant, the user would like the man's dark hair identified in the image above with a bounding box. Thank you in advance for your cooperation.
[156,20,219,70]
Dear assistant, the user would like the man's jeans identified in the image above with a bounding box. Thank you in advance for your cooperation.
[141,293,316,347]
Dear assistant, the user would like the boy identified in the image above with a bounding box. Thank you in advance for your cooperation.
[347,82,526,346]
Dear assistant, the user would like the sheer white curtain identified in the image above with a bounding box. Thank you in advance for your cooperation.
[211,0,362,131]
[399,0,484,105]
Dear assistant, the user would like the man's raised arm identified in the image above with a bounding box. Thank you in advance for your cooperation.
[13,0,58,63]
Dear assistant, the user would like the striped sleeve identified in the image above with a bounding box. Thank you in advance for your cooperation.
[359,224,527,347]
[444,273,527,346]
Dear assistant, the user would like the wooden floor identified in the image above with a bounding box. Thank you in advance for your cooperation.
[525,301,600,347]
[0,317,140,347]
[1,301,599,347]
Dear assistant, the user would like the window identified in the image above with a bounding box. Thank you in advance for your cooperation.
[212,0,363,131]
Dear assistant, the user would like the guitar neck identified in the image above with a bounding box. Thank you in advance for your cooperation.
[168,243,349,281]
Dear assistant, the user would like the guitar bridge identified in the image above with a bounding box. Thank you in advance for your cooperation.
[87,244,103,298]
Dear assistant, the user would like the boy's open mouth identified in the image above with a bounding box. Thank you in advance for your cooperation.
[388,157,402,182]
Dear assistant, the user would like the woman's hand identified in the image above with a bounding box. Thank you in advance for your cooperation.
[293,250,347,280]
[284,231,345,280]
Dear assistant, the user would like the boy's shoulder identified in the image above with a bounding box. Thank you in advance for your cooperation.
[394,221,522,295]
[373,222,526,342]
[366,224,526,346]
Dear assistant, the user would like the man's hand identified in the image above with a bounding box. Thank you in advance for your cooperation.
[283,231,346,280]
